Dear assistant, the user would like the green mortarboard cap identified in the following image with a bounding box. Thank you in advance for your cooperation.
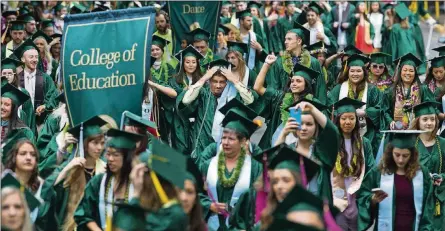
[381,130,425,149]
[53,3,66,12]
[332,97,366,116]
[292,63,320,82]
[218,24,230,35]
[174,45,204,62]
[290,22,310,46]
[285,1,296,6]
[56,91,65,104]
[252,143,283,164]
[429,56,445,68]
[236,9,252,19]
[248,1,262,9]
[3,10,18,18]
[12,39,39,60]
[227,41,249,54]
[268,144,319,180]
[306,41,328,55]
[369,52,391,64]
[9,20,25,31]
[382,3,395,12]
[152,35,170,48]
[40,19,54,29]
[222,1,231,6]
[308,2,324,15]
[51,33,62,39]
[18,6,30,16]
[219,98,257,120]
[190,28,211,41]
[409,101,441,118]
[393,52,422,67]
[1,83,30,107]
[18,13,35,23]
[186,157,205,193]
[71,3,87,14]
[68,116,107,139]
[124,111,157,130]
[1,173,41,211]
[343,45,363,57]
[202,59,232,70]
[150,139,187,189]
[347,54,370,67]
[273,184,339,220]
[433,45,445,56]
[285,97,327,112]
[394,3,411,20]
[107,128,144,150]
[1,57,23,71]
[31,30,53,44]
[265,217,322,231]
[221,110,259,138]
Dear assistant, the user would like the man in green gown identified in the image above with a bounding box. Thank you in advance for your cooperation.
[263,23,327,105]
[301,2,338,51]
[177,60,255,156]
[199,104,262,231]
[190,28,217,71]
[2,21,26,60]
[17,12,36,39]
[273,1,300,55]
[12,39,58,131]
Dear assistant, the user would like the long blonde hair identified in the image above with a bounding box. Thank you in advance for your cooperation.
[33,37,53,74]
[1,187,34,231]
[226,50,247,82]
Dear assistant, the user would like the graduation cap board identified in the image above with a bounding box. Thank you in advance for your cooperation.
[106,128,144,150]
[307,2,324,15]
[292,63,320,83]
[124,111,157,130]
[149,139,187,190]
[343,45,363,57]
[9,20,25,31]
[1,83,30,107]
[70,3,87,14]
[429,56,445,68]
[394,3,411,20]
[185,157,205,193]
[433,45,445,56]
[285,97,328,113]
[202,59,232,70]
[221,110,259,138]
[3,10,18,18]
[380,130,425,149]
[236,9,252,19]
[218,24,230,35]
[307,41,328,55]
[67,115,107,139]
[189,28,211,42]
[40,19,54,29]
[1,172,41,211]
[152,35,170,48]
[408,101,441,118]
[51,33,62,40]
[347,54,370,67]
[331,97,366,116]
[227,41,249,55]
[268,144,319,181]
[1,57,23,71]
[369,52,391,64]
[18,13,34,23]
[12,39,39,60]
[174,45,204,62]
[219,98,257,120]
[290,22,310,46]
[31,30,52,44]
[53,3,66,12]
[393,52,422,67]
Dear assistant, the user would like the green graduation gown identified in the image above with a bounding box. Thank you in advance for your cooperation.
[381,84,434,130]
[389,23,418,61]
[199,156,262,231]
[113,198,188,231]
[34,178,57,231]
[19,87,36,134]
[36,113,63,160]
[150,61,175,85]
[415,137,445,231]
[328,83,383,155]
[176,85,249,156]
[229,187,258,231]
[357,166,434,231]
[2,126,35,163]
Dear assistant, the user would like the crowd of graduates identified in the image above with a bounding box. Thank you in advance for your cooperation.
[2,1,445,231]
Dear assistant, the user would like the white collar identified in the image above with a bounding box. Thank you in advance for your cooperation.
[24,70,37,77]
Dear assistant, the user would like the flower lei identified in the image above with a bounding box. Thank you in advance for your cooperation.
[335,141,360,177]
[104,177,130,219]
[280,93,313,123]
[217,147,246,188]
[394,82,420,125]
[368,73,393,91]
[150,61,170,83]
[281,49,312,74]
[348,81,364,100]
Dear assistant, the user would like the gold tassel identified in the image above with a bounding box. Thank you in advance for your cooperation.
[150,171,169,205]
[409,1,418,14]
[424,1,428,13]
[1,23,9,44]
[435,1,440,20]
[105,215,112,231]
[435,200,441,216]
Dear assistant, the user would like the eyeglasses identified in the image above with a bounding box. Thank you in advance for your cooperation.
[1,73,15,78]
[372,64,385,70]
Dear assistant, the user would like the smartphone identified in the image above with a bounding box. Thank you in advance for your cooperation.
[289,108,302,129]
[371,188,384,193]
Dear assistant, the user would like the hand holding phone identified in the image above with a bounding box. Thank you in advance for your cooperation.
[289,108,302,130]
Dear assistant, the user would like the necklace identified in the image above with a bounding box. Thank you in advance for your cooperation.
[84,168,95,176]
[217,148,246,188]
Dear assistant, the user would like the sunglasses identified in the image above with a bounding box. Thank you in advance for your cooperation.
[372,64,385,70]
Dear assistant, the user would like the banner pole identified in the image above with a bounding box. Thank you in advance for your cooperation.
[120,111,128,130]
